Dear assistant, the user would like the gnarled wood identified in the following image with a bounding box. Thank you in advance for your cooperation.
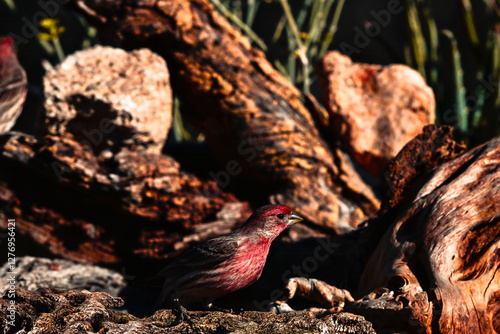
[360,135,500,333]
[0,132,250,270]
[0,288,376,333]
[69,0,380,233]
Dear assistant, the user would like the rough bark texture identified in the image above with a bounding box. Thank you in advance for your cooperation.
[0,132,250,270]
[70,0,380,234]
[266,130,498,333]
[42,46,172,155]
[383,124,467,212]
[317,51,435,177]
[0,288,376,333]
[359,134,500,333]
[273,279,419,333]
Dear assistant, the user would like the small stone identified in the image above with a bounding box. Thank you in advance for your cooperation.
[41,46,172,155]
[318,51,435,176]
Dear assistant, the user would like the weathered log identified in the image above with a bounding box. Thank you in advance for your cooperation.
[0,288,377,333]
[0,45,252,271]
[383,124,466,213]
[359,134,500,333]
[263,128,498,333]
[0,132,250,270]
[69,0,381,233]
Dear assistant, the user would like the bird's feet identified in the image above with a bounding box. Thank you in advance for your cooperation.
[173,299,194,325]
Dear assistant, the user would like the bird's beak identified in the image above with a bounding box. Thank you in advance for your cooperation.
[288,212,303,225]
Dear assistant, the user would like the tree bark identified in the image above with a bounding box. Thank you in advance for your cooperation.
[359,131,500,333]
[69,0,380,233]
[0,132,250,271]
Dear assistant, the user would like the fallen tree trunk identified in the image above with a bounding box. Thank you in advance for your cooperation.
[266,127,499,333]
[358,128,500,333]
[0,132,250,271]
[69,0,380,233]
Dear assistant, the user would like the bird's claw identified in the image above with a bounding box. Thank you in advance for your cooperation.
[173,299,194,326]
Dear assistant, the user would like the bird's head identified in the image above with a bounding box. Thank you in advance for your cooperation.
[241,204,303,240]
[0,37,15,58]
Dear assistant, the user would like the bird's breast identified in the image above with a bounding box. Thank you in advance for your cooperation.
[218,239,272,292]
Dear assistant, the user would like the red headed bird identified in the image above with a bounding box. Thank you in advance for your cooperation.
[154,204,303,312]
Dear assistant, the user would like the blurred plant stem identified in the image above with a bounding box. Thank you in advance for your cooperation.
[172,96,193,142]
[459,0,480,57]
[245,0,260,26]
[476,26,500,142]
[418,0,438,91]
[38,18,66,62]
[2,0,16,11]
[319,0,345,56]
[403,0,427,79]
[278,0,310,94]
[441,30,468,136]
[210,0,267,51]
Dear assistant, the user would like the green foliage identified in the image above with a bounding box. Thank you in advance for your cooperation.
[402,0,499,144]
[38,18,66,62]
[211,0,345,94]
[213,0,500,145]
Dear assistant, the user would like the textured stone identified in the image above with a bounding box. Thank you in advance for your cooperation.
[318,51,435,176]
[0,256,126,296]
[42,46,172,155]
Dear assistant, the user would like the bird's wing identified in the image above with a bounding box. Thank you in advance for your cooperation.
[151,235,239,280]
[176,235,239,267]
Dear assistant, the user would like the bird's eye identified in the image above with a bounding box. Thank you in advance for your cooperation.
[277,213,285,219]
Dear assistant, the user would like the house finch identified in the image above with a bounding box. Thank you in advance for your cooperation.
[0,36,27,134]
[154,204,303,311]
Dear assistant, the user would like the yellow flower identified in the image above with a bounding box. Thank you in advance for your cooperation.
[38,18,65,41]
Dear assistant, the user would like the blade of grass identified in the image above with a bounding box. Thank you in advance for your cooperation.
[2,0,16,11]
[319,0,345,57]
[403,0,427,79]
[210,0,268,51]
[278,0,310,93]
[441,30,468,135]
[296,0,314,29]
[245,0,261,27]
[459,0,480,57]
[479,26,500,139]
[418,0,439,90]
[172,96,192,142]
[272,16,287,44]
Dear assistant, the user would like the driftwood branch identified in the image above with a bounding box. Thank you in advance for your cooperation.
[358,128,500,333]
[0,132,249,270]
[68,0,381,233]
